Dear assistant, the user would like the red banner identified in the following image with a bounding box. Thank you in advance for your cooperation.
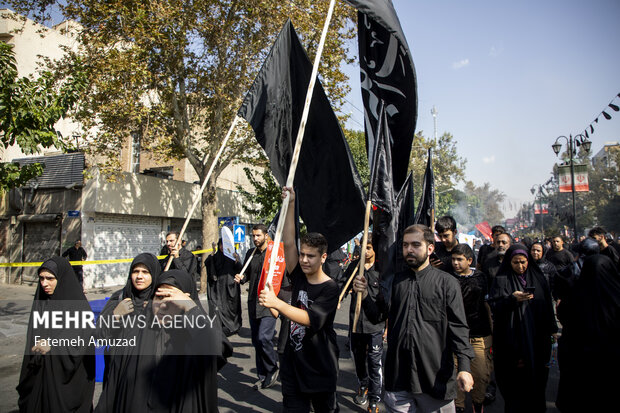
[475,221,493,240]
[257,241,286,298]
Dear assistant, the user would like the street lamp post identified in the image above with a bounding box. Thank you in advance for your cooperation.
[551,134,591,240]
[530,184,545,239]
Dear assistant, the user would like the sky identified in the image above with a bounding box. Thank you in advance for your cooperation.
[341,0,620,217]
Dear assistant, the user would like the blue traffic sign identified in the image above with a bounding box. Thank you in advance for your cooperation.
[233,224,246,243]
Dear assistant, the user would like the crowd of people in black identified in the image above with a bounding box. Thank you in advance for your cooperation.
[16,192,619,412]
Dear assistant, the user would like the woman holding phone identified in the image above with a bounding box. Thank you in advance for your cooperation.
[488,244,557,413]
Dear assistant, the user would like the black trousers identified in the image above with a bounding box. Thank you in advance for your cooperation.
[350,331,383,400]
[249,315,278,379]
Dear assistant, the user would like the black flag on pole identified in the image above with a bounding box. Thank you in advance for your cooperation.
[345,0,418,191]
[369,103,396,277]
[414,149,435,227]
[238,20,366,252]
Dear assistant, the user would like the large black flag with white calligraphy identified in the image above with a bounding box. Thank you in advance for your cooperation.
[345,0,418,191]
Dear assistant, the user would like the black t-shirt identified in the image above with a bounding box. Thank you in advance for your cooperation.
[546,248,574,272]
[281,264,340,393]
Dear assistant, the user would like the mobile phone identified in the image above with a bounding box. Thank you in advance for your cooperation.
[430,252,440,261]
[525,286,536,294]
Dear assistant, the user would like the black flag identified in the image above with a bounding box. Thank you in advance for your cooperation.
[414,149,435,227]
[369,103,396,278]
[238,20,366,252]
[345,0,418,191]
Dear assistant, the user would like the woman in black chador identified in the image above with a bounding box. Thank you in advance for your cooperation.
[556,254,620,412]
[205,238,242,336]
[146,269,230,412]
[95,253,161,413]
[488,244,557,413]
[17,256,95,413]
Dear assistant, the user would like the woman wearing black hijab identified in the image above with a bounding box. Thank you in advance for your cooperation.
[205,239,242,336]
[145,269,229,412]
[17,256,95,413]
[556,255,620,412]
[95,253,161,413]
[488,244,557,413]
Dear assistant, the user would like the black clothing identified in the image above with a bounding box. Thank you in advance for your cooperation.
[205,250,242,336]
[345,260,385,334]
[476,243,494,268]
[281,264,339,394]
[362,265,473,399]
[17,257,95,413]
[480,250,503,289]
[556,255,620,412]
[351,331,383,400]
[451,269,491,337]
[434,241,476,272]
[160,247,197,276]
[323,249,347,282]
[601,245,620,270]
[95,253,161,413]
[545,248,574,273]
[62,246,87,282]
[536,258,558,300]
[488,245,557,413]
[241,246,271,319]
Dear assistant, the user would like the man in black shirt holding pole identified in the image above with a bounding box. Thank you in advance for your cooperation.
[353,224,474,413]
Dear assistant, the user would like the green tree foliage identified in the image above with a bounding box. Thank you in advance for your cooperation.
[5,1,357,270]
[450,181,505,231]
[344,128,369,188]
[409,131,466,216]
[0,41,85,192]
[235,166,281,223]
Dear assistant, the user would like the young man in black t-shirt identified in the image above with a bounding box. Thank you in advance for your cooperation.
[259,187,340,412]
[451,244,492,413]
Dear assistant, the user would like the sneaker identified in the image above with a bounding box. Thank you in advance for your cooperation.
[262,368,279,389]
[367,398,379,413]
[354,386,368,406]
[455,408,465,413]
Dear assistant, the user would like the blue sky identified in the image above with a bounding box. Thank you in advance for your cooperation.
[342,0,620,214]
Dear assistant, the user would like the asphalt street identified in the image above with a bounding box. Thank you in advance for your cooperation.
[0,283,560,412]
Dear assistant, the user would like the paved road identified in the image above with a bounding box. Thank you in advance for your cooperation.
[0,283,560,412]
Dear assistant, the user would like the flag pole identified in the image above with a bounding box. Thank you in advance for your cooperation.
[264,0,337,286]
[237,247,257,279]
[337,262,360,309]
[164,115,242,271]
[352,201,371,331]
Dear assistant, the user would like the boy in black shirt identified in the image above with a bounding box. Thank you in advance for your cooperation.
[451,244,492,413]
[259,187,340,412]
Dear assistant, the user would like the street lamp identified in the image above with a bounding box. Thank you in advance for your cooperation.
[530,184,546,238]
[551,134,591,239]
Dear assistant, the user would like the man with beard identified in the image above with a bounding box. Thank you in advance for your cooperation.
[353,224,474,412]
[477,226,506,269]
[481,232,512,289]
[159,231,197,276]
[235,224,279,389]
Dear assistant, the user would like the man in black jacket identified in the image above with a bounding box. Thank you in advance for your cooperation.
[235,224,279,390]
[62,240,87,286]
[160,231,197,276]
[353,224,474,412]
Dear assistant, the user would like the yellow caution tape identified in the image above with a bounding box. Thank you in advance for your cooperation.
[0,249,214,268]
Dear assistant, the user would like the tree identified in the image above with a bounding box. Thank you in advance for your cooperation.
[450,181,505,232]
[344,128,370,188]
[408,131,466,216]
[235,166,281,223]
[7,0,357,291]
[0,41,85,192]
